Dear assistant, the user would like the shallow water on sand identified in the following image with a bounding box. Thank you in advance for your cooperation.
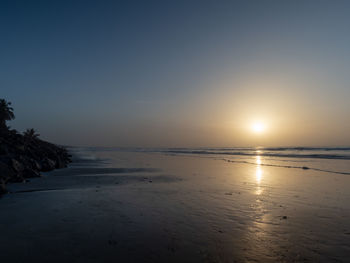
[0,148,350,262]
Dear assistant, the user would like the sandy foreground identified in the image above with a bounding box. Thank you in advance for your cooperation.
[0,149,350,262]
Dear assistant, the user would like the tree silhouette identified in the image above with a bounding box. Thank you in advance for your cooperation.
[24,128,40,140]
[0,99,15,130]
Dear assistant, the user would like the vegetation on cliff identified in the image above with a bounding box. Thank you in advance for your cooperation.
[0,99,71,195]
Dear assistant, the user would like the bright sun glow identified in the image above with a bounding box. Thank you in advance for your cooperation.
[251,122,266,134]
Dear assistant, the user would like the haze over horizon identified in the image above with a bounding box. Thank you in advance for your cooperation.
[1,0,350,147]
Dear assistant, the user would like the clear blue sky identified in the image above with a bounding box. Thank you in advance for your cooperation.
[1,0,350,147]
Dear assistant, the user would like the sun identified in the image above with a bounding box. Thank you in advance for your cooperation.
[251,122,266,134]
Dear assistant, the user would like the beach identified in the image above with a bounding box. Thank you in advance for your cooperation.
[0,147,349,262]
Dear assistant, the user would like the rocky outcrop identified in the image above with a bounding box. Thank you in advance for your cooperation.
[0,129,71,195]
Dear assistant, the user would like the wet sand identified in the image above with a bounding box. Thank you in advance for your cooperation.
[0,149,350,262]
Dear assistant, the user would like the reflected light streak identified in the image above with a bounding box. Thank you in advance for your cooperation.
[256,166,262,184]
[255,155,263,195]
[256,156,262,165]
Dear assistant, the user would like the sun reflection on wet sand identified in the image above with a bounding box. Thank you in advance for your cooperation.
[256,167,262,184]
[255,156,263,195]
[256,155,262,165]
[247,153,273,259]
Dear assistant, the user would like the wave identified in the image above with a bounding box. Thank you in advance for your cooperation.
[219,158,350,175]
[70,146,350,160]
[158,147,350,160]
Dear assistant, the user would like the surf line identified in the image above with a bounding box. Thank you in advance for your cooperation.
[219,158,350,175]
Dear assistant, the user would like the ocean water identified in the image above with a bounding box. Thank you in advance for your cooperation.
[160,146,350,160]
[82,146,350,175]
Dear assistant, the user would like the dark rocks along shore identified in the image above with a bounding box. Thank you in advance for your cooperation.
[0,129,71,195]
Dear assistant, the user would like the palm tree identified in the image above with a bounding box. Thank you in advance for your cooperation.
[23,128,40,140]
[0,99,15,130]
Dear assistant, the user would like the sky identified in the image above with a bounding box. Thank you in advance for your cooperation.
[1,0,350,147]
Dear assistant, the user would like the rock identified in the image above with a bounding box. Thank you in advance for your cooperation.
[55,157,66,169]
[8,174,25,183]
[41,158,56,172]
[15,144,25,152]
[0,128,71,196]
[0,178,7,195]
[0,144,8,155]
[33,160,42,170]
[11,159,24,172]
[20,168,41,178]
[0,161,15,181]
